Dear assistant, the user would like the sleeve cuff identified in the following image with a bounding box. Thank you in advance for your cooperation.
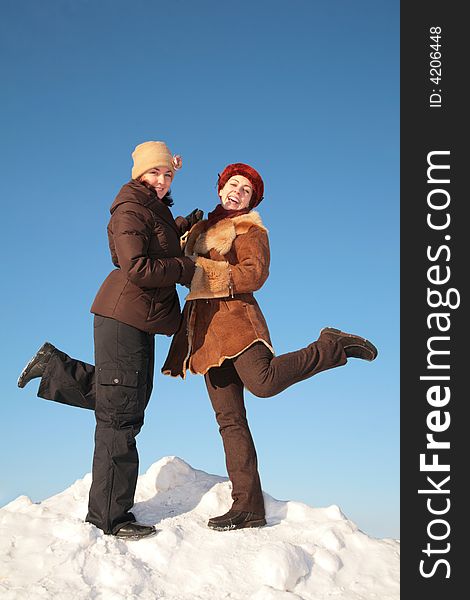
[185,257,230,300]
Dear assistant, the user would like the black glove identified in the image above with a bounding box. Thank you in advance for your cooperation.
[185,208,204,228]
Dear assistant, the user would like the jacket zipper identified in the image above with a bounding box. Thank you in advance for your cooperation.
[183,302,195,377]
[228,267,234,298]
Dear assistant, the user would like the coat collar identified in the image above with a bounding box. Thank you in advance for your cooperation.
[185,211,267,256]
[111,180,180,235]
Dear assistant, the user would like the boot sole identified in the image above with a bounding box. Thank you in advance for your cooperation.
[113,529,157,541]
[320,327,378,361]
[208,518,267,531]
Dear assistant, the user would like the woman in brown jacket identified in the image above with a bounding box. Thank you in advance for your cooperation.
[162,162,378,531]
[17,141,201,540]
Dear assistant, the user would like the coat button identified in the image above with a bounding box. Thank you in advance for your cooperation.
[113,378,119,384]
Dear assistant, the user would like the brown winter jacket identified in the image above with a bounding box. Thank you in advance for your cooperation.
[162,211,273,378]
[91,180,195,335]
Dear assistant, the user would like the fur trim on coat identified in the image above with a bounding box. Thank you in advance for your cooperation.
[185,212,267,301]
[162,211,273,378]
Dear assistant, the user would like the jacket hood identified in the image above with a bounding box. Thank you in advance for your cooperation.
[110,180,172,214]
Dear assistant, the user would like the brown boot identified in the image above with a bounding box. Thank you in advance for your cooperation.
[208,509,266,531]
[320,327,378,361]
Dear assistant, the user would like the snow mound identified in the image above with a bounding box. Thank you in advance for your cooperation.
[0,456,399,599]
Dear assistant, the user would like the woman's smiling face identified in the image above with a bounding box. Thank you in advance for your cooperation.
[140,166,173,199]
[219,175,253,210]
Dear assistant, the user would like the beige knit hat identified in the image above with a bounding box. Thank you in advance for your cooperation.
[131,141,182,179]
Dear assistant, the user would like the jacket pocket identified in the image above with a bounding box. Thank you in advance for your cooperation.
[147,287,180,322]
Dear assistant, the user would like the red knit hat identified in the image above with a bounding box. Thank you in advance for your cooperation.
[217,163,264,208]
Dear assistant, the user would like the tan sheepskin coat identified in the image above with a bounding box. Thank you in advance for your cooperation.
[162,211,274,378]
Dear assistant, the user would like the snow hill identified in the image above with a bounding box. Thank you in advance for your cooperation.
[0,456,399,599]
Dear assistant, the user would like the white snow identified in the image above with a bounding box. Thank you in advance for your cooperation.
[0,456,399,599]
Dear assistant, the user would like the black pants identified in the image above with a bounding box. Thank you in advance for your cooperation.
[204,339,347,517]
[39,315,155,534]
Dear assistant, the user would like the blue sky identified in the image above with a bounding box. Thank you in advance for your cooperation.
[0,0,399,539]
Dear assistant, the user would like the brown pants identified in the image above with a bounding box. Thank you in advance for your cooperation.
[204,338,347,517]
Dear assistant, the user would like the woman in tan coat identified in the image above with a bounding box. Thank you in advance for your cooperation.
[162,163,378,531]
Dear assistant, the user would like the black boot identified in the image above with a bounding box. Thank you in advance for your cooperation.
[17,342,57,388]
[208,509,266,531]
[113,522,157,540]
[320,327,378,361]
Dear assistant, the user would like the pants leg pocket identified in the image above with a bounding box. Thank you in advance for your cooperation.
[97,368,143,420]
[94,315,107,329]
